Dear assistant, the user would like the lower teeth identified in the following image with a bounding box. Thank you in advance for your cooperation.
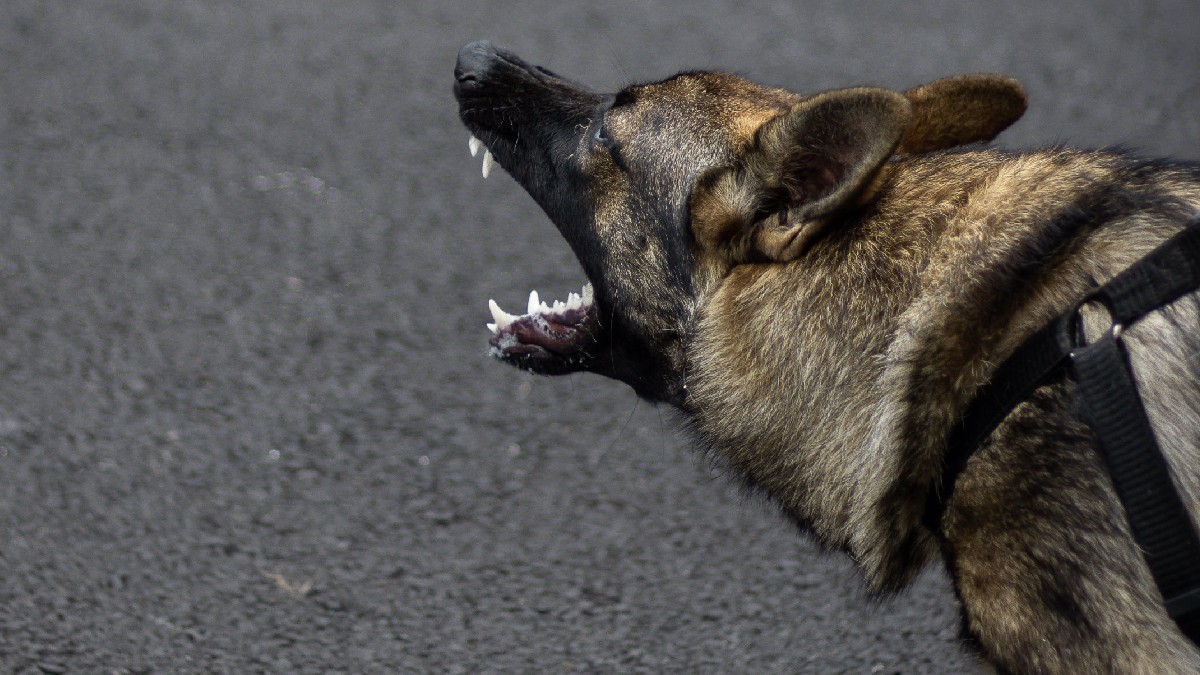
[486,283,594,334]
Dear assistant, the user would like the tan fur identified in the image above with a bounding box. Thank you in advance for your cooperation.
[899,74,1028,155]
[688,151,1200,671]
[456,42,1200,671]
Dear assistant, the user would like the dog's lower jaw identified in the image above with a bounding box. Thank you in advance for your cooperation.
[486,287,694,404]
[487,286,602,375]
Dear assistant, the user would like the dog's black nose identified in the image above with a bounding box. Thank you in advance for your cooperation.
[455,40,499,87]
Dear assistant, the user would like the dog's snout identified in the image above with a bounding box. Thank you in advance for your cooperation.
[455,40,499,87]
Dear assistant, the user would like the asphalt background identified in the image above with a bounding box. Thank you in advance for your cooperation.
[1,1,1198,673]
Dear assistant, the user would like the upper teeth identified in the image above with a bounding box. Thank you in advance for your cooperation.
[486,283,594,334]
[469,135,495,178]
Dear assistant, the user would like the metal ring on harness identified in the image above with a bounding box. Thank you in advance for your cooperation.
[1062,293,1124,353]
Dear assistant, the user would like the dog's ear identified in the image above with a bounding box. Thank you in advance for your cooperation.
[897,74,1027,154]
[692,88,911,262]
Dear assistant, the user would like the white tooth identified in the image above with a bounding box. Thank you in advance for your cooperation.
[527,290,540,314]
[567,292,580,308]
[469,136,482,157]
[482,150,495,178]
[486,322,497,333]
[489,299,516,331]
[582,283,593,304]
[540,301,551,314]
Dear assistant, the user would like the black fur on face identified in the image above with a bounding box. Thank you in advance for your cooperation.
[454,41,794,401]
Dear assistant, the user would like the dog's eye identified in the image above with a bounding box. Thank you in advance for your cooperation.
[591,115,618,149]
[593,123,612,146]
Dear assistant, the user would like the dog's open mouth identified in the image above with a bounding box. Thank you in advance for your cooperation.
[486,283,599,369]
[470,135,603,373]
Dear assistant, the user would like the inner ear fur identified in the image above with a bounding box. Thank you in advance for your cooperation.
[692,87,911,263]
[898,74,1027,155]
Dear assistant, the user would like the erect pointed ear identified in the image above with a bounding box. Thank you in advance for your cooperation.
[897,74,1027,154]
[692,87,911,262]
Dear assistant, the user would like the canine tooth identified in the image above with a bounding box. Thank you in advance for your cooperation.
[527,290,540,314]
[469,135,482,157]
[486,322,497,333]
[482,150,495,178]
[489,299,516,331]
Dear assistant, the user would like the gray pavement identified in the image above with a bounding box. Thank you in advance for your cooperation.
[1,1,1197,672]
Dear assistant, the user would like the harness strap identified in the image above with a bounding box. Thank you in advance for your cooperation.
[1073,328,1200,637]
[925,212,1200,642]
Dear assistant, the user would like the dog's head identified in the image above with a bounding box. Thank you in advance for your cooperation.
[454,41,1025,402]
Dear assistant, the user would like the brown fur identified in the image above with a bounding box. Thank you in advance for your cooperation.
[455,41,1200,672]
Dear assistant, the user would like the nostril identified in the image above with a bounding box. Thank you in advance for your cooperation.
[456,40,498,83]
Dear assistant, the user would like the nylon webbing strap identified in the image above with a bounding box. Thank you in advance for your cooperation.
[1072,331,1200,635]
[924,318,1070,523]
[929,215,1200,525]
[924,213,1200,643]
[1093,215,1200,326]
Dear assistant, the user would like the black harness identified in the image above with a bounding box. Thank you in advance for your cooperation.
[925,213,1200,643]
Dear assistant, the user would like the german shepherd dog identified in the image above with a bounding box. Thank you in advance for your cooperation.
[453,41,1200,671]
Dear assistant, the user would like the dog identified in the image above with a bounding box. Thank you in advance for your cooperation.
[453,40,1200,672]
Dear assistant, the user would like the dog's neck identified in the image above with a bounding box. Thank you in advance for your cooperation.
[679,148,1137,590]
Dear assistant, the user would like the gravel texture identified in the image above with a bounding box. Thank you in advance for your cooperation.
[1,1,1197,672]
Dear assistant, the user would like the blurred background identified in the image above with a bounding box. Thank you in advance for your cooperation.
[1,1,1197,672]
